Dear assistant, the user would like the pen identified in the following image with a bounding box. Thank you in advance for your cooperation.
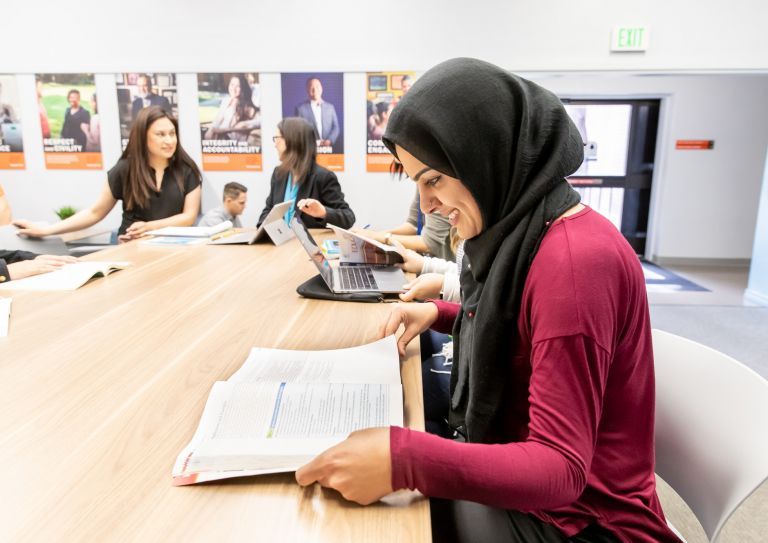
[362,224,371,229]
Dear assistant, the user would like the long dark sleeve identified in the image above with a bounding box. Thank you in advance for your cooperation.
[0,249,37,282]
[257,169,280,226]
[314,170,355,229]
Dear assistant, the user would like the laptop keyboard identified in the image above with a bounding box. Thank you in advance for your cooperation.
[339,266,378,291]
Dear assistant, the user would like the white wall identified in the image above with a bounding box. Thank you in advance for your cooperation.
[2,1,768,259]
[5,1,768,73]
[746,153,768,306]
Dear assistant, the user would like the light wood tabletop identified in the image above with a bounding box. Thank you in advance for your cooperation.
[0,233,431,543]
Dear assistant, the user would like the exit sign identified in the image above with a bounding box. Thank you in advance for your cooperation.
[611,26,649,52]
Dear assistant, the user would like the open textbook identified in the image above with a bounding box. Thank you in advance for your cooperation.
[172,335,403,486]
[328,224,404,266]
[0,261,131,291]
[152,221,233,238]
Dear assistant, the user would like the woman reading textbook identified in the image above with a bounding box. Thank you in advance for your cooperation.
[295,59,681,543]
[258,117,355,230]
[15,106,201,243]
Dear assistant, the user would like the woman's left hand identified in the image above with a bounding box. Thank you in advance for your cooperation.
[399,273,444,302]
[391,239,424,273]
[297,199,327,219]
[295,427,393,505]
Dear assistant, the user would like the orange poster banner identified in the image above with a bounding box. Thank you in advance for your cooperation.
[316,154,344,172]
[202,153,263,171]
[366,154,395,173]
[0,153,25,169]
[44,152,103,170]
[366,71,415,172]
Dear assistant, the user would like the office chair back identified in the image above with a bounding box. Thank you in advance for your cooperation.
[652,329,768,542]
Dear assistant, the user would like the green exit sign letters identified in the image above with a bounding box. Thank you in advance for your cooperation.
[611,26,649,52]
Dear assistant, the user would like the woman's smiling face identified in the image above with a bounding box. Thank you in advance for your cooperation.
[395,144,483,239]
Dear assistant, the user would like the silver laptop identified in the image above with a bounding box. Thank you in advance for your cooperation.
[209,200,295,246]
[0,225,70,256]
[289,216,406,294]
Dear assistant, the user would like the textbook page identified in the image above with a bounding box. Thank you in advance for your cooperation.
[229,335,400,385]
[328,224,404,266]
[172,380,402,485]
[172,335,403,485]
[152,220,232,237]
[0,261,131,291]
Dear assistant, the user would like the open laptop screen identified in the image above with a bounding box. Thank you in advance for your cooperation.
[289,217,333,287]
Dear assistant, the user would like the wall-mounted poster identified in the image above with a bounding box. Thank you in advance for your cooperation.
[198,73,262,171]
[366,71,414,172]
[36,74,102,170]
[116,73,177,151]
[0,75,25,169]
[281,73,344,172]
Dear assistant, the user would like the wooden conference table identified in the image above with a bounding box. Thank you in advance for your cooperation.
[0,233,431,542]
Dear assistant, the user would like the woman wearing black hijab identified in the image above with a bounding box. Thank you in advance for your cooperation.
[296,59,680,543]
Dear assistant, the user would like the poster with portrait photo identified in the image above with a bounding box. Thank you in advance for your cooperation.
[116,73,178,151]
[0,75,25,169]
[198,73,262,171]
[36,73,102,170]
[281,72,344,172]
[366,71,415,172]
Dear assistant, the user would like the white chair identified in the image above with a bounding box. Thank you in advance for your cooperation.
[652,329,768,542]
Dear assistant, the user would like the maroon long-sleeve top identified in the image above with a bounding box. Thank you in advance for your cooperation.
[390,207,680,543]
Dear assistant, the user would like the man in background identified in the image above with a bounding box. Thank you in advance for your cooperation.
[199,182,247,228]
[131,74,171,121]
[295,77,340,150]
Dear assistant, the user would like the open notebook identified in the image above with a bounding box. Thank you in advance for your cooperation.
[172,335,403,485]
[0,261,131,291]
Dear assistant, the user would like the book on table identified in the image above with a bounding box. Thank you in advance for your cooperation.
[151,221,233,238]
[172,335,403,486]
[141,236,209,247]
[0,261,131,291]
[328,224,404,266]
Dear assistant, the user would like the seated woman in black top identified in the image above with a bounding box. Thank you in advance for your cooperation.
[15,106,202,243]
[258,117,355,229]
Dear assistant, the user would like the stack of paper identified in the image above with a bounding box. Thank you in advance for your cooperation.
[152,221,233,238]
[172,335,403,485]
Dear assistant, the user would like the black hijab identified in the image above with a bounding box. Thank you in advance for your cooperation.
[383,58,584,443]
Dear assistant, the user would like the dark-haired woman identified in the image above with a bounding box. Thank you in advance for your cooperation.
[295,59,681,543]
[15,106,201,243]
[205,74,260,143]
[258,117,354,229]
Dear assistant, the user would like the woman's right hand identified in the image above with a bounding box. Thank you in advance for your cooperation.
[391,239,424,273]
[378,302,439,357]
[13,219,53,238]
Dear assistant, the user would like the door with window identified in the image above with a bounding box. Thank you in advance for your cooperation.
[562,99,660,255]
